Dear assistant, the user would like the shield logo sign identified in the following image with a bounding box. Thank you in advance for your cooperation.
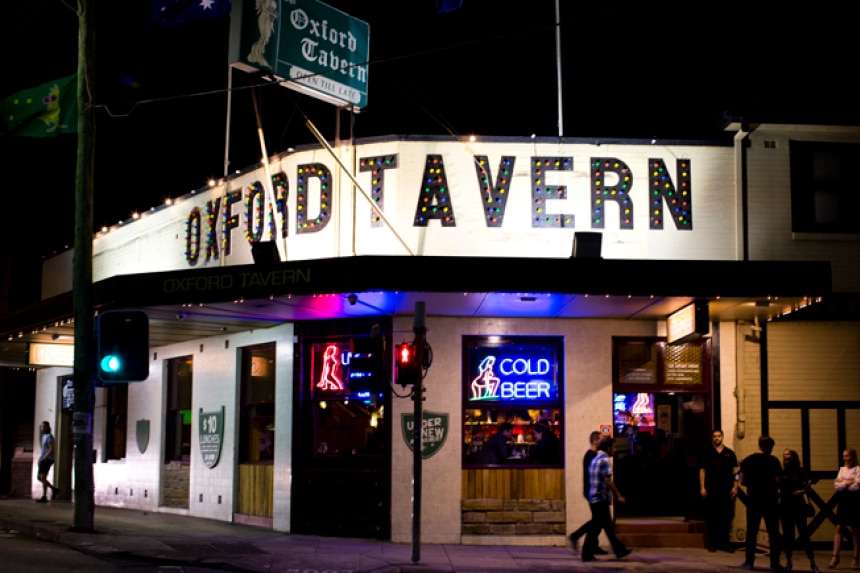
[136,419,150,454]
[199,407,225,469]
[401,410,449,459]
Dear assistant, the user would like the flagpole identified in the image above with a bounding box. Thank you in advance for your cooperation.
[555,0,564,138]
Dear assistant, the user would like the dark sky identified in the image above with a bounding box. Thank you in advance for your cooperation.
[1,0,856,263]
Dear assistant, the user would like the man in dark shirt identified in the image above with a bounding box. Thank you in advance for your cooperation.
[581,437,632,562]
[569,431,607,553]
[699,429,739,552]
[738,435,784,571]
[476,422,513,464]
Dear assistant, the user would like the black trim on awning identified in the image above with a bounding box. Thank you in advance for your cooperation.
[0,256,832,338]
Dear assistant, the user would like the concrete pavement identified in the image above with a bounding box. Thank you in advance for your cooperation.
[0,497,827,572]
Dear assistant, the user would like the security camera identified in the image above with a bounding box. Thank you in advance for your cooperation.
[347,294,358,306]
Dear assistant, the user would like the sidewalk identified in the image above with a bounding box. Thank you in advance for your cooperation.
[0,497,822,572]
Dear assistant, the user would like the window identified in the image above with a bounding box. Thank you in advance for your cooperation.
[790,141,860,234]
[239,343,275,463]
[104,383,127,460]
[164,356,192,463]
[308,339,386,459]
[462,335,564,467]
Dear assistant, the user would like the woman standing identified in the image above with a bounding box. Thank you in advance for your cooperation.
[830,448,860,569]
[780,449,819,572]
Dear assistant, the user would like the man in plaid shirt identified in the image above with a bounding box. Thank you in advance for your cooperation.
[581,436,633,562]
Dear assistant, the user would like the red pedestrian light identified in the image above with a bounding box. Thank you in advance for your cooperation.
[395,342,420,385]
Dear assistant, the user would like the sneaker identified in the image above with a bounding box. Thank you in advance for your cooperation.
[739,562,755,570]
[719,545,736,553]
[581,555,598,562]
[35,496,47,503]
[51,487,60,500]
[594,547,609,555]
[769,566,785,572]
[568,533,579,552]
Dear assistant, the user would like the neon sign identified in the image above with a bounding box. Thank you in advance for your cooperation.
[316,344,346,392]
[465,336,561,403]
[311,341,381,400]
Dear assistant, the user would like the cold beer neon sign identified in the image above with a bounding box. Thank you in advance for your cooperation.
[465,337,561,403]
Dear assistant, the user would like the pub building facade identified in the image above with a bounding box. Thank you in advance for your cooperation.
[3,116,859,547]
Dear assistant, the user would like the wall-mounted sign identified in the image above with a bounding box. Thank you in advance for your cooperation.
[401,410,449,459]
[136,419,150,454]
[666,300,710,344]
[463,336,562,403]
[62,378,74,412]
[29,342,74,367]
[199,407,225,469]
[310,340,381,400]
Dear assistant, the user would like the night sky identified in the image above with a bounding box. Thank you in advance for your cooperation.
[1,1,856,288]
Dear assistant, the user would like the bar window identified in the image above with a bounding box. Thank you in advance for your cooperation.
[462,335,564,467]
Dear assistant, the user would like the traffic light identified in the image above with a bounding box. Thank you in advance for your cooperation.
[395,341,421,386]
[96,310,150,383]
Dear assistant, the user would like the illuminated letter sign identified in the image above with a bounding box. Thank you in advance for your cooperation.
[465,336,561,403]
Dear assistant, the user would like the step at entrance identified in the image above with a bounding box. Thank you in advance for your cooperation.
[615,518,706,548]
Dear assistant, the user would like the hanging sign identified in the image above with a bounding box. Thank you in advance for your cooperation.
[199,406,225,469]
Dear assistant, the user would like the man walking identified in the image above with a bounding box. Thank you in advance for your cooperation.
[699,429,738,552]
[581,437,633,562]
[36,421,60,503]
[738,435,784,571]
[569,430,607,554]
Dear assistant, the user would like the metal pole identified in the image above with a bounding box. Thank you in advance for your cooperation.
[250,86,287,260]
[223,65,233,177]
[411,301,426,564]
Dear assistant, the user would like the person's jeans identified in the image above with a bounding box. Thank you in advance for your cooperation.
[744,501,781,567]
[582,501,627,558]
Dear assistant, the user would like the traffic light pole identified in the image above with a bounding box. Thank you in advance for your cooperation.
[411,302,426,564]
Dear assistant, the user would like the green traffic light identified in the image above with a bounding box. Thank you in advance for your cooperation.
[100,355,121,373]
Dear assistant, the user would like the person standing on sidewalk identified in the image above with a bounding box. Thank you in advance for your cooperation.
[829,447,860,569]
[699,429,738,552]
[581,436,633,563]
[779,449,819,573]
[738,435,784,571]
[569,430,607,554]
[36,421,60,503]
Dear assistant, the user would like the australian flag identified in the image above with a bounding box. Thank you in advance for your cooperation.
[148,0,232,30]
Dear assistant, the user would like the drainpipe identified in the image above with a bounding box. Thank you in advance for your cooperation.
[735,322,747,440]
[733,121,751,261]
[732,119,752,439]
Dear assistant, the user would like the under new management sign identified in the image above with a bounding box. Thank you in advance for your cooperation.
[230,0,370,109]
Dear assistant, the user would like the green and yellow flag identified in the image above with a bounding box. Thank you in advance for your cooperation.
[1,74,77,137]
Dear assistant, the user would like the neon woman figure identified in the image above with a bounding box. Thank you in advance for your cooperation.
[317,344,346,392]
[471,355,501,400]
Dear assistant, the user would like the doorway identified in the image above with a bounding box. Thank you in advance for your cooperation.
[613,392,710,518]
